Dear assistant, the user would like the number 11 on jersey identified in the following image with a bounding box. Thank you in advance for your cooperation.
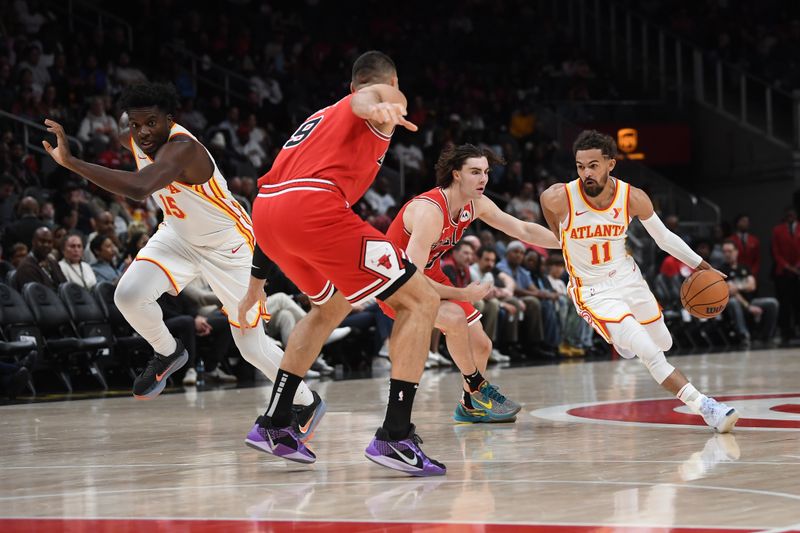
[590,241,611,265]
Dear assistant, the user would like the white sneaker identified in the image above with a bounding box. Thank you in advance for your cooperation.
[428,351,452,367]
[305,368,321,379]
[699,397,739,433]
[206,367,237,383]
[182,368,197,386]
[371,357,391,371]
[311,355,335,376]
[324,326,352,346]
[489,349,511,363]
[378,340,390,358]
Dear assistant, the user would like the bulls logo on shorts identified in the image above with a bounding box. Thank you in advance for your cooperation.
[361,239,405,280]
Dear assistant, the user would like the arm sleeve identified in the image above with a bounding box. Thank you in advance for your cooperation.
[251,242,272,280]
[640,212,702,268]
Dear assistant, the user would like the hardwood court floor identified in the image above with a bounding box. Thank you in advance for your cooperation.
[2,349,800,532]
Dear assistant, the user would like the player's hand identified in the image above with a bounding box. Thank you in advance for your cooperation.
[194,315,212,336]
[695,260,727,279]
[463,281,492,302]
[367,102,418,132]
[42,119,74,168]
[237,276,267,330]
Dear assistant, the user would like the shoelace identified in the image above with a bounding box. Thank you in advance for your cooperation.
[482,383,508,404]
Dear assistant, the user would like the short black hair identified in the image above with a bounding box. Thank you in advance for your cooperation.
[452,240,473,252]
[435,144,505,187]
[477,246,496,258]
[351,51,396,88]
[573,130,617,158]
[90,234,110,254]
[119,82,180,115]
[734,213,749,225]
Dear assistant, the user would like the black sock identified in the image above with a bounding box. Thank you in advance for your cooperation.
[462,389,473,408]
[463,369,485,392]
[382,378,418,440]
[263,369,301,427]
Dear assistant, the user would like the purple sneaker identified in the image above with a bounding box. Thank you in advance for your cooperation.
[364,424,446,477]
[245,416,316,464]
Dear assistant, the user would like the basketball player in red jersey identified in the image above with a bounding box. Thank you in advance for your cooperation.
[540,130,738,432]
[381,144,561,423]
[238,51,445,476]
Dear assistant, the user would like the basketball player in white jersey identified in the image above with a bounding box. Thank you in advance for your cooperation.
[540,130,739,433]
[42,83,326,440]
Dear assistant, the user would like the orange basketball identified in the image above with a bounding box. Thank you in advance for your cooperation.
[680,269,729,319]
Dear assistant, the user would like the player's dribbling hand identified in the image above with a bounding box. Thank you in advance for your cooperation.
[237,276,268,330]
[463,281,493,302]
[367,102,418,132]
[695,260,727,279]
[42,119,73,168]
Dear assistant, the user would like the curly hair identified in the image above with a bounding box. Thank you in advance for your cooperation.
[119,82,180,115]
[434,144,505,187]
[572,129,617,158]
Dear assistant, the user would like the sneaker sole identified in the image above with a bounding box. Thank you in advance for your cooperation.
[716,409,740,434]
[364,452,445,477]
[245,439,316,464]
[298,398,328,443]
[454,414,518,424]
[133,352,189,400]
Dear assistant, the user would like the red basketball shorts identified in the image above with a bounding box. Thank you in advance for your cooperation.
[253,181,414,306]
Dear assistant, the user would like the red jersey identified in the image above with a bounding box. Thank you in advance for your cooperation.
[385,187,476,270]
[259,94,391,205]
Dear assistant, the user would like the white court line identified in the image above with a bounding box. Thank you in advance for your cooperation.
[758,523,800,533]
[2,457,800,469]
[0,515,769,530]
[2,478,800,506]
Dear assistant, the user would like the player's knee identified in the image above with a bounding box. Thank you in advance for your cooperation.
[113,278,141,312]
[640,351,675,384]
[437,303,467,332]
[649,324,673,352]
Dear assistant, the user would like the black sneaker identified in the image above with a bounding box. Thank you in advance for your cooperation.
[292,390,327,442]
[133,339,188,400]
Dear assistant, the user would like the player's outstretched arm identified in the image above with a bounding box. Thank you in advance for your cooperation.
[540,184,568,239]
[403,200,491,302]
[475,195,561,249]
[351,84,417,135]
[43,118,208,201]
[629,186,724,276]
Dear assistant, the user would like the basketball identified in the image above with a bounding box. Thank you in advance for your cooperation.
[680,269,729,318]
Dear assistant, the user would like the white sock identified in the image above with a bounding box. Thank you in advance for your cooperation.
[677,383,707,413]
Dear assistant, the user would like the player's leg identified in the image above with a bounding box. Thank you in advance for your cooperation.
[606,315,739,433]
[196,243,324,439]
[436,301,520,423]
[115,230,197,399]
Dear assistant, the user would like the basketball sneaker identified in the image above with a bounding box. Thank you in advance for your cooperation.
[453,382,521,423]
[364,424,446,476]
[133,339,188,400]
[698,397,739,433]
[292,390,327,442]
[245,415,316,464]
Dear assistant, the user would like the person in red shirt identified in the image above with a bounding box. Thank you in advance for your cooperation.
[381,144,560,424]
[238,51,444,476]
[729,214,760,276]
[771,207,800,342]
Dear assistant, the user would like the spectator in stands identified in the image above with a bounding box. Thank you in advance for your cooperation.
[523,249,561,353]
[2,196,46,251]
[470,246,518,362]
[729,214,761,276]
[13,227,66,291]
[9,243,29,269]
[89,235,125,284]
[546,254,594,356]
[58,232,96,290]
[771,207,800,344]
[39,200,55,228]
[363,176,397,216]
[496,240,548,357]
[54,183,95,235]
[84,211,122,264]
[721,240,779,347]
[112,52,147,87]
[0,175,17,227]
[506,181,541,223]
[178,98,207,135]
[442,240,474,289]
[77,96,119,150]
[17,45,50,93]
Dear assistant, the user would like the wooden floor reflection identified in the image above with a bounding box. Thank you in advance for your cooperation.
[2,348,800,531]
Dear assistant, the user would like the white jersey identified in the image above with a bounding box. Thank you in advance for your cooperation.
[130,123,254,251]
[560,177,635,287]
